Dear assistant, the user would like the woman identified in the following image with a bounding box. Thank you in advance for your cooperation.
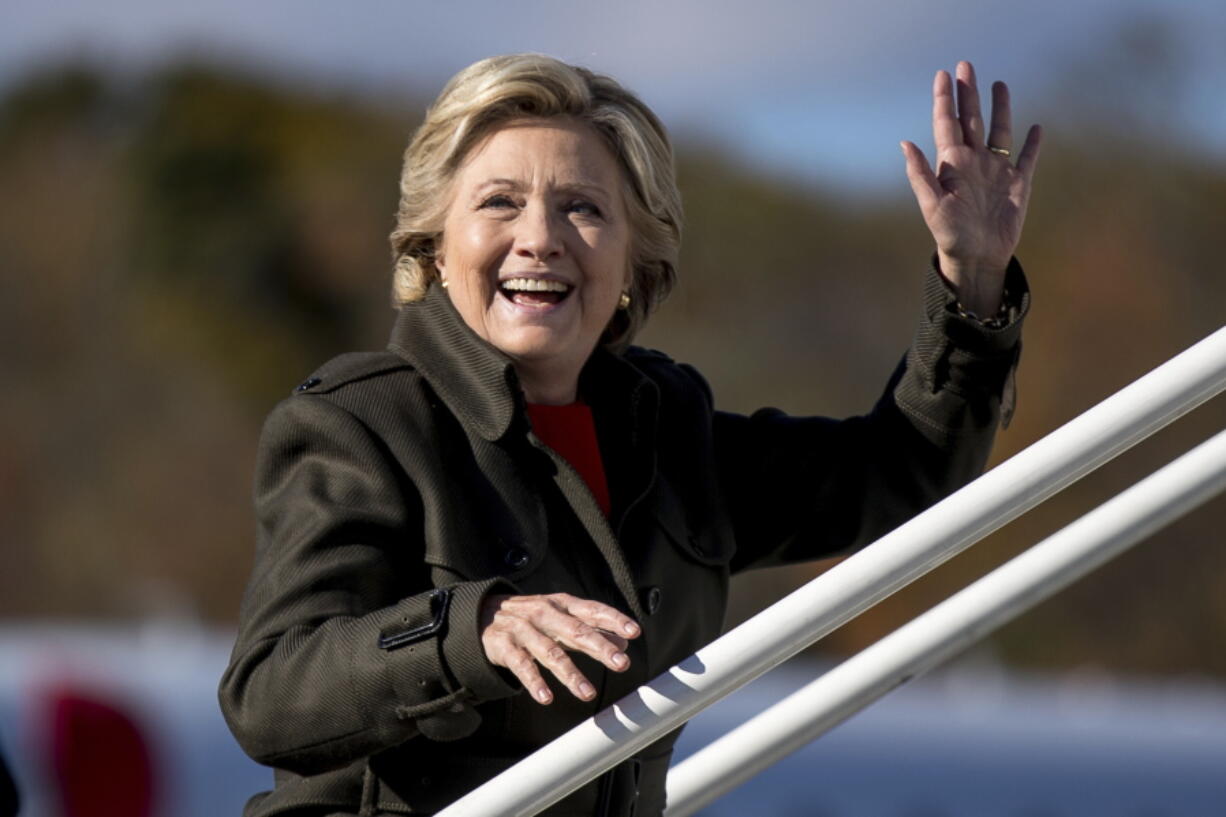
[220,54,1039,816]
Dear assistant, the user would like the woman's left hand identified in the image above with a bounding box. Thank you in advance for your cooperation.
[901,60,1042,317]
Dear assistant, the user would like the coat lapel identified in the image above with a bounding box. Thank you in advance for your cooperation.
[386,283,520,442]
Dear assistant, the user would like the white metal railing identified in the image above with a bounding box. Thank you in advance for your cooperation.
[664,426,1226,815]
[435,327,1226,817]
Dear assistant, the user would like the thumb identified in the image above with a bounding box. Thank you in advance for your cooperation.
[900,141,941,214]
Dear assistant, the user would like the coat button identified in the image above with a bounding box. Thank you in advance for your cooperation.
[504,547,530,570]
[642,586,662,615]
[295,377,322,392]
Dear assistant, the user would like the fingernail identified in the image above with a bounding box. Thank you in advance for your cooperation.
[579,682,596,699]
[623,622,639,636]
[536,688,551,704]
[612,652,628,669]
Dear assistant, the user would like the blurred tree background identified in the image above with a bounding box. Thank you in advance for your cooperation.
[1,23,1222,681]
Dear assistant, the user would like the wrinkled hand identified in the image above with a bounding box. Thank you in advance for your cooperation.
[901,61,1042,316]
[480,592,640,705]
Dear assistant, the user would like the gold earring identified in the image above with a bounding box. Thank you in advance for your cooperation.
[618,291,631,310]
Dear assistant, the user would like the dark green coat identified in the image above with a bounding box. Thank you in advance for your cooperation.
[220,261,1027,816]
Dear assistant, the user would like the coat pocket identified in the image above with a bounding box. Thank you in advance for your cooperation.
[368,748,517,814]
[651,478,735,567]
[418,473,547,583]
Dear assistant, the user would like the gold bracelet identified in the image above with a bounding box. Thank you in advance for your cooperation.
[954,288,1011,329]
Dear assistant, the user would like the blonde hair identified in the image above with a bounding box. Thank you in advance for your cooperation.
[389,54,682,347]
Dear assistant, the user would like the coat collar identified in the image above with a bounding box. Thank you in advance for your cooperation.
[386,283,658,442]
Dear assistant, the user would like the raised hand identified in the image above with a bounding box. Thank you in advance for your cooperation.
[480,592,640,705]
[901,61,1041,317]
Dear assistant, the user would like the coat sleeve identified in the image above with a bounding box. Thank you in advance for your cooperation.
[713,258,1029,572]
[218,394,518,776]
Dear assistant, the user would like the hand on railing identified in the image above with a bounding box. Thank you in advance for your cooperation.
[480,592,641,705]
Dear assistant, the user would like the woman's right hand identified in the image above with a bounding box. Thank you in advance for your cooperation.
[480,593,641,705]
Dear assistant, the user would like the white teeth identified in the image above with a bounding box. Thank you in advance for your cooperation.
[500,278,570,293]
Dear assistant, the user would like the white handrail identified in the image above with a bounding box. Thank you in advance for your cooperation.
[435,327,1226,817]
[665,427,1226,815]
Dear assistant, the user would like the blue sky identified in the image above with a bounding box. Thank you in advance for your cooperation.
[4,0,1225,195]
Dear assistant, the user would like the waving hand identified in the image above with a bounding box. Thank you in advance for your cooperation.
[901,61,1041,317]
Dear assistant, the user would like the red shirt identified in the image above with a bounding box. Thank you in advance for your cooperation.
[525,401,611,518]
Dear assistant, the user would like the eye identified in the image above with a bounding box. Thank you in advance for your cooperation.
[565,199,603,218]
[479,194,517,210]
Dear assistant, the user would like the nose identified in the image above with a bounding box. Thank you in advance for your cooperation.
[513,202,564,262]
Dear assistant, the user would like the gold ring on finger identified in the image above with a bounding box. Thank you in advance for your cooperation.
[988,145,1011,157]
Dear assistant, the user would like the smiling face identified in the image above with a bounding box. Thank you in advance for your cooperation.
[434,117,633,404]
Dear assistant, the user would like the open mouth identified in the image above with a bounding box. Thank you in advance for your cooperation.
[499,277,574,307]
